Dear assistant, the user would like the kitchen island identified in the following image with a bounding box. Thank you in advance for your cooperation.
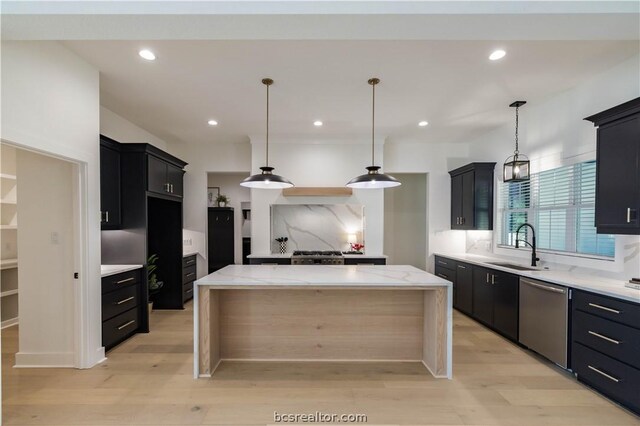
[194,265,452,379]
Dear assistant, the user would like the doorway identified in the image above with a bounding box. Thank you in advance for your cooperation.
[383,173,427,269]
[1,143,83,368]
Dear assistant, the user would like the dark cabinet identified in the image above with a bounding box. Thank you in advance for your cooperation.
[449,163,496,230]
[147,154,184,197]
[572,289,640,414]
[472,265,519,340]
[101,268,143,351]
[182,255,197,303]
[455,262,473,315]
[208,207,235,273]
[100,138,121,230]
[343,257,386,265]
[585,98,640,235]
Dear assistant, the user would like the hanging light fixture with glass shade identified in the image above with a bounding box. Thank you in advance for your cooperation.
[503,100,530,182]
[240,78,294,189]
[346,78,401,189]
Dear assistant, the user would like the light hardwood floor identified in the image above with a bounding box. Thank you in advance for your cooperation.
[2,303,639,425]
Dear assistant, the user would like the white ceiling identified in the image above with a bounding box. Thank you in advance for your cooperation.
[62,39,639,145]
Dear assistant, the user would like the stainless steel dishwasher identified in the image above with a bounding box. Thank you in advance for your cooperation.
[519,277,569,368]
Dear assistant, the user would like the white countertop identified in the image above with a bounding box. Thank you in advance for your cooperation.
[101,264,143,278]
[435,253,640,304]
[183,250,198,257]
[195,264,449,290]
[246,253,388,259]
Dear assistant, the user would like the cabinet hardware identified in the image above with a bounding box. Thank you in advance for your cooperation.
[588,303,620,314]
[186,288,193,294]
[164,183,170,192]
[486,273,489,283]
[588,330,621,345]
[186,272,195,278]
[522,279,566,294]
[587,365,620,383]
[186,259,195,265]
[170,183,174,193]
[456,217,460,225]
[457,265,466,269]
[437,273,448,279]
[491,274,496,285]
[115,296,135,305]
[461,217,465,225]
[115,277,135,285]
[105,211,109,223]
[437,260,447,265]
[117,320,136,330]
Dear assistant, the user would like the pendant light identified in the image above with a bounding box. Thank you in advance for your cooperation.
[346,78,401,189]
[241,78,294,189]
[503,101,530,182]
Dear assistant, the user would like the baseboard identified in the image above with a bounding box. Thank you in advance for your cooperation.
[1,317,18,329]
[14,351,75,368]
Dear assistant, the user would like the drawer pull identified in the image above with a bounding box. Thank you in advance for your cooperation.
[186,288,193,294]
[185,272,195,278]
[588,303,621,314]
[117,320,136,330]
[437,273,448,279]
[588,330,621,345]
[457,264,466,269]
[115,296,135,305]
[587,365,620,383]
[116,277,135,285]
[437,260,448,265]
[186,259,195,265]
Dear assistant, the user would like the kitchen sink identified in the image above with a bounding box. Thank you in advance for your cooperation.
[486,261,539,271]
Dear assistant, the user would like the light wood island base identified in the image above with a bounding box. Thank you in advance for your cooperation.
[194,265,452,379]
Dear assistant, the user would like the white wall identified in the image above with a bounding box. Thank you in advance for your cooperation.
[0,41,102,368]
[207,172,250,264]
[167,140,251,278]
[100,106,170,152]
[249,138,385,256]
[15,150,76,367]
[465,54,640,280]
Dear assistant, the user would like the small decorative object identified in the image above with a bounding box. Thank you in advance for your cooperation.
[148,301,154,315]
[275,236,288,254]
[207,187,220,207]
[147,254,164,294]
[503,101,530,182]
[216,194,230,207]
[350,243,365,254]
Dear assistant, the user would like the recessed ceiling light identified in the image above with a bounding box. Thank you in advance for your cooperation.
[138,49,156,61]
[207,120,218,126]
[418,121,429,127]
[313,120,323,127]
[489,49,506,61]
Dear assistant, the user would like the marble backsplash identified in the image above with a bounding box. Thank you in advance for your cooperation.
[271,204,364,253]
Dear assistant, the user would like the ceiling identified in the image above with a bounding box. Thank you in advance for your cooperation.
[63,39,639,145]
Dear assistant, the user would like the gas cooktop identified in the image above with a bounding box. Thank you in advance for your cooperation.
[292,250,343,257]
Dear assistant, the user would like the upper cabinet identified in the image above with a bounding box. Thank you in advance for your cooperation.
[100,137,122,230]
[449,162,496,230]
[147,153,185,198]
[585,98,640,235]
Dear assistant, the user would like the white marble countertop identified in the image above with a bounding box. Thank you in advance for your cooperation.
[183,250,198,258]
[101,264,143,278]
[435,253,640,304]
[246,253,388,259]
[195,264,450,289]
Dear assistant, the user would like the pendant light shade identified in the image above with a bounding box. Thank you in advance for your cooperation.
[503,101,530,182]
[241,78,294,189]
[346,78,401,189]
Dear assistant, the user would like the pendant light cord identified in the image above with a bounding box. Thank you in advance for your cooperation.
[371,80,376,165]
[266,81,270,167]
[514,105,519,156]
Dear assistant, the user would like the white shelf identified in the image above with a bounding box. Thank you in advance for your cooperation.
[0,225,17,230]
[0,173,17,181]
[0,289,18,297]
[1,317,18,329]
[0,258,18,270]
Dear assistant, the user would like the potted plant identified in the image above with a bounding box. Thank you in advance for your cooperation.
[216,194,230,207]
[147,254,164,314]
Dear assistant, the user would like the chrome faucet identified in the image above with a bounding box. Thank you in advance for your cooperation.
[515,223,540,267]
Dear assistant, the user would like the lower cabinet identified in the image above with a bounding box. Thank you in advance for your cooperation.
[455,263,473,315]
[471,266,519,340]
[249,258,292,265]
[343,257,386,265]
[102,268,144,351]
[572,289,640,414]
[182,254,197,303]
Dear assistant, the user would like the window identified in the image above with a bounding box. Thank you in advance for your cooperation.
[498,161,615,258]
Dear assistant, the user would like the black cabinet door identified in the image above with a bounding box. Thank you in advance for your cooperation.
[492,270,519,340]
[147,155,168,195]
[208,209,235,272]
[461,171,475,229]
[456,262,473,315]
[451,174,463,229]
[100,144,121,229]
[472,266,493,326]
[596,116,640,233]
[166,164,184,197]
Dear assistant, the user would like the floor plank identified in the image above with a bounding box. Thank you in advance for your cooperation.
[2,304,638,425]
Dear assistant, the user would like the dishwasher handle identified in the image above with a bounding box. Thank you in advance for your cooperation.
[521,278,566,294]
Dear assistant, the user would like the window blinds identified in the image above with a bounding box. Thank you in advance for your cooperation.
[498,161,615,258]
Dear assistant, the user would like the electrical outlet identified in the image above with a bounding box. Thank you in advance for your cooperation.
[485,241,492,251]
[51,232,60,245]
[183,238,193,246]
